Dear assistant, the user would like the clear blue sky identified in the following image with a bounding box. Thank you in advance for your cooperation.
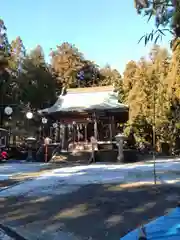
[1,0,171,73]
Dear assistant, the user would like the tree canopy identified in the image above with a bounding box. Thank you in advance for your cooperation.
[0,18,180,151]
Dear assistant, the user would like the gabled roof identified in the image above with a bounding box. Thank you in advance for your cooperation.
[39,86,128,114]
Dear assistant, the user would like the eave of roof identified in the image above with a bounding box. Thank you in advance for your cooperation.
[38,86,128,114]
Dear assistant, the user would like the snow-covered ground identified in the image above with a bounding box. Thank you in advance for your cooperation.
[1,159,180,197]
[0,229,14,240]
[0,163,50,181]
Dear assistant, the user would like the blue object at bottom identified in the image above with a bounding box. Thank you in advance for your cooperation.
[121,207,180,239]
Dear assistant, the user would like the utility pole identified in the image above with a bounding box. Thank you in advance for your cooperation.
[153,89,157,185]
[150,55,158,185]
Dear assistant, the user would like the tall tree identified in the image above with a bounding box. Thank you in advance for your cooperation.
[0,19,10,68]
[50,42,85,88]
[122,60,138,103]
[29,45,45,66]
[148,45,170,131]
[79,61,104,87]
[123,46,171,145]
[10,36,26,73]
[166,39,180,95]
[164,39,180,146]
[0,19,12,126]
[100,65,125,102]
[0,19,10,85]
[17,45,58,110]
[126,58,148,123]
[100,64,118,85]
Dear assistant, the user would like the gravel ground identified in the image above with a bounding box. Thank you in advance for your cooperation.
[0,183,180,240]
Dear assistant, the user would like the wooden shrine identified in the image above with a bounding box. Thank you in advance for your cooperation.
[38,86,129,161]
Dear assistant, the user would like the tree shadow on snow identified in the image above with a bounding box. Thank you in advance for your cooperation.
[0,183,179,240]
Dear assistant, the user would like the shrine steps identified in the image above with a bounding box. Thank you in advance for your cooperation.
[50,151,91,164]
[50,149,139,163]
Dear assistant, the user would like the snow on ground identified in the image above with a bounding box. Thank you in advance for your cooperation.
[1,159,180,197]
[0,163,50,181]
[0,174,13,181]
[0,229,14,240]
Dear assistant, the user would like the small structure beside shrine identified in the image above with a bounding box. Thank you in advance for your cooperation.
[0,128,9,148]
[38,85,129,162]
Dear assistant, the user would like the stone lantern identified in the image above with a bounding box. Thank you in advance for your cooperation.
[115,133,125,162]
[25,137,36,162]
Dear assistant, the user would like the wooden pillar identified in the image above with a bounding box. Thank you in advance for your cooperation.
[109,116,112,140]
[72,121,76,146]
[63,124,68,151]
[85,124,87,142]
[62,124,68,151]
[61,124,65,150]
[94,112,98,140]
[73,124,75,145]
[111,116,115,138]
[77,124,80,143]
[57,122,61,142]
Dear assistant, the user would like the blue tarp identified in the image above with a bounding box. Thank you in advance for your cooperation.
[121,207,180,239]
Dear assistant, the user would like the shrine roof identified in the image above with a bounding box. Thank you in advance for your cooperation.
[39,86,128,114]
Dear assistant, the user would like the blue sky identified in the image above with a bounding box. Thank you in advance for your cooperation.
[1,0,171,74]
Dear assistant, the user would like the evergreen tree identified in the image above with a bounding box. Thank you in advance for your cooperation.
[17,45,58,110]
[0,19,10,68]
[50,42,85,88]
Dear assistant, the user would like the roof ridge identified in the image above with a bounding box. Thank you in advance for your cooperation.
[66,85,114,93]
